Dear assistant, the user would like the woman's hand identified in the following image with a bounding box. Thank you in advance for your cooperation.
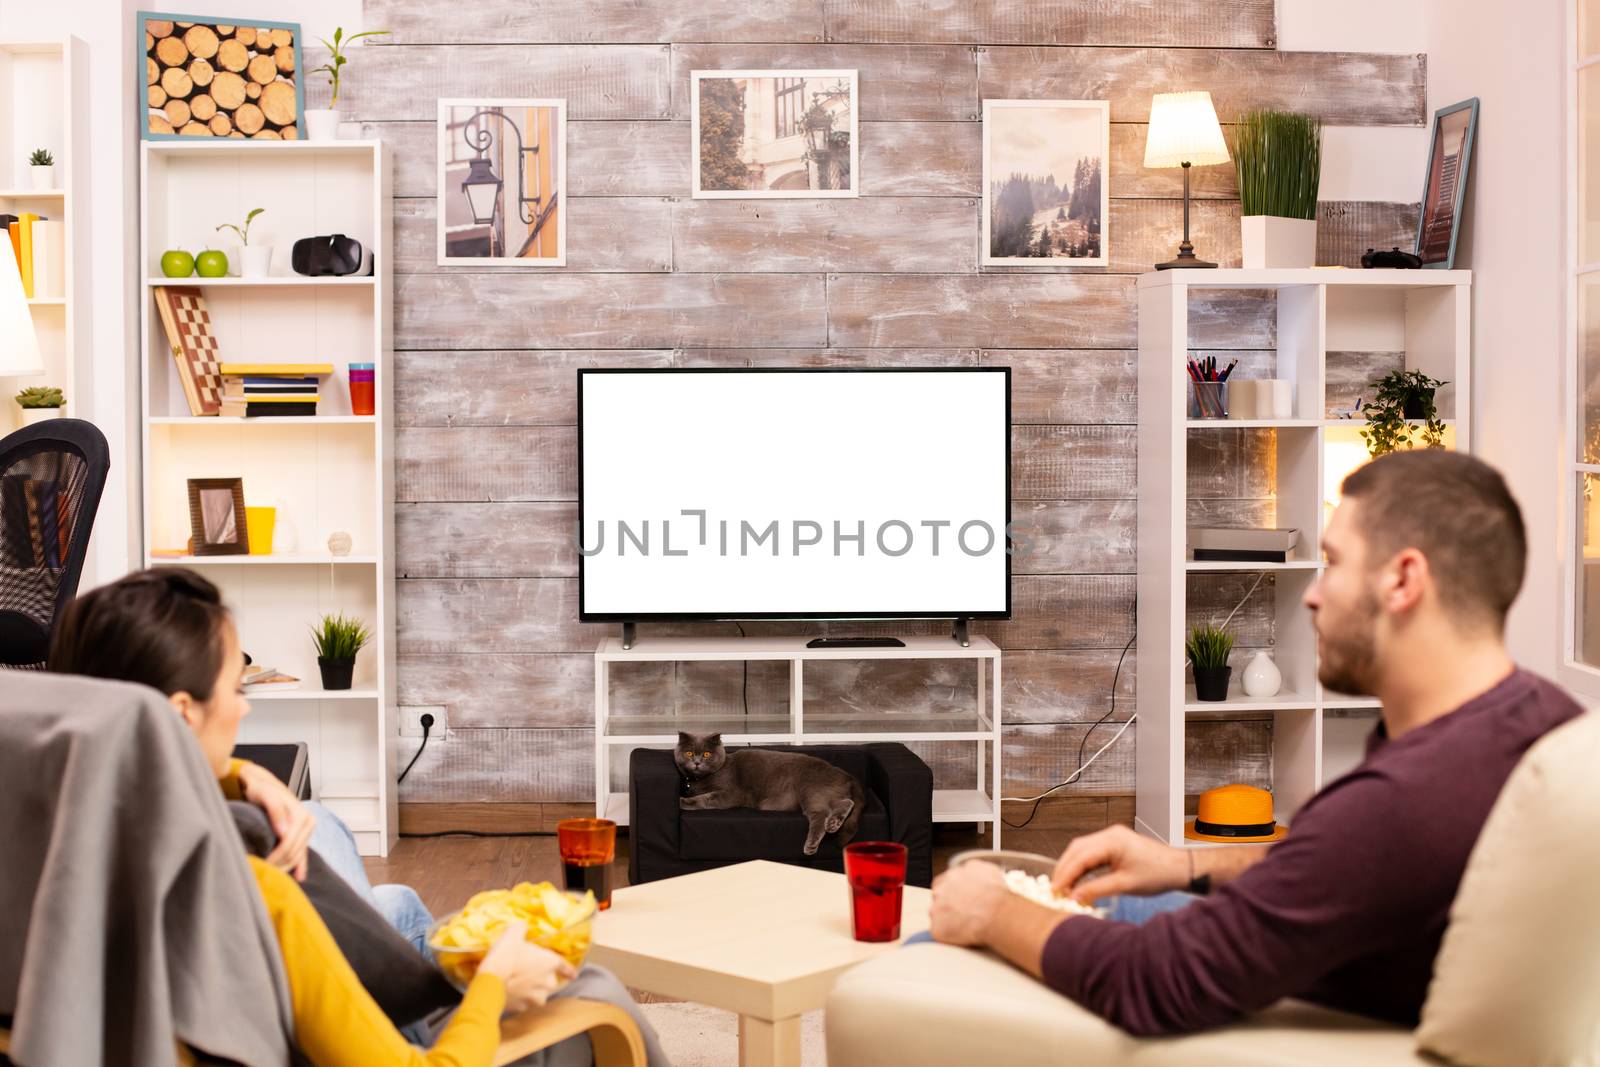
[237,761,315,881]
[478,921,577,1015]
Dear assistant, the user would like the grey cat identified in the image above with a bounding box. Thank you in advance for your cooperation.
[675,731,864,855]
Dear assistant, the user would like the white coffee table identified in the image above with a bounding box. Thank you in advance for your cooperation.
[589,859,932,1067]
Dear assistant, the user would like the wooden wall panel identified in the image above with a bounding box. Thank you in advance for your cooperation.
[367,0,1424,807]
[1325,351,1404,415]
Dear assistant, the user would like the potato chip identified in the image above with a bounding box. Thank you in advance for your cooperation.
[427,881,597,989]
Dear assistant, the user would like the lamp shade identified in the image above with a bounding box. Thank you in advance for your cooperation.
[1144,91,1231,169]
[0,248,42,377]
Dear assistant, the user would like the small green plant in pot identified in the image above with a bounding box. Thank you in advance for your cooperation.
[306,27,389,140]
[28,147,54,191]
[1187,623,1235,702]
[1234,109,1321,268]
[15,386,64,425]
[217,208,269,278]
[311,612,372,690]
[1359,370,1449,458]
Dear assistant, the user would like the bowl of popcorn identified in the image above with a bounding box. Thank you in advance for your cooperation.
[948,849,1104,918]
[427,881,597,990]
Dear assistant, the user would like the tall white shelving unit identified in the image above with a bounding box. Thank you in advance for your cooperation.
[0,38,87,431]
[140,140,396,855]
[1136,268,1472,846]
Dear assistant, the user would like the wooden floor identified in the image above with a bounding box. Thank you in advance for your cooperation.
[363,824,1089,918]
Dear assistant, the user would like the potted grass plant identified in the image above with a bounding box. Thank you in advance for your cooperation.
[1187,622,1234,702]
[306,27,389,141]
[311,612,372,690]
[1234,110,1321,269]
[15,386,64,425]
[1359,369,1449,458]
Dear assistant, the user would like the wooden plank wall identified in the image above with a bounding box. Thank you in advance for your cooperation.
[339,0,1424,808]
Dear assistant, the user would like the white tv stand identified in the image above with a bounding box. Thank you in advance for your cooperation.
[594,634,1003,846]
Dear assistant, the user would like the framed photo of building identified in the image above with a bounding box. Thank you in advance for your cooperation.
[1415,97,1479,270]
[437,99,567,265]
[691,70,859,199]
[981,99,1109,267]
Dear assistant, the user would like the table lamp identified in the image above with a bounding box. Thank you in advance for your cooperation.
[0,247,43,377]
[1145,91,1231,269]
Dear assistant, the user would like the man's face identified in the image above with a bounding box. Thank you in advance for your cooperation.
[1304,499,1383,695]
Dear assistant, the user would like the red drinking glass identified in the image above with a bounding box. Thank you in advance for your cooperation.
[556,818,616,910]
[844,841,908,942]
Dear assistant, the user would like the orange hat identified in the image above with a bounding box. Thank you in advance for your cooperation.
[1184,783,1289,843]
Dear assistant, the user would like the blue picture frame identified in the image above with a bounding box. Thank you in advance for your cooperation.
[1414,97,1479,270]
[138,12,305,140]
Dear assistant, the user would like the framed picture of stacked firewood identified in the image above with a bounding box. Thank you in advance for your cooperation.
[138,12,304,140]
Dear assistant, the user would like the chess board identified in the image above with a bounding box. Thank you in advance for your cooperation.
[153,286,223,416]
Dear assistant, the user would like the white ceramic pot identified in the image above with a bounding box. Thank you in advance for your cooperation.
[19,406,62,426]
[29,165,53,190]
[242,244,273,278]
[304,108,341,142]
[1241,651,1283,698]
[1240,216,1317,270]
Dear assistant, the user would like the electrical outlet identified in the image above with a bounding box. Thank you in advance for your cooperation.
[400,705,446,739]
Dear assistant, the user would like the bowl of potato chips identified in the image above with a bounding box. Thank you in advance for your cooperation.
[427,881,598,989]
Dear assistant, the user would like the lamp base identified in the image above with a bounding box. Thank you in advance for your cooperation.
[1156,251,1218,270]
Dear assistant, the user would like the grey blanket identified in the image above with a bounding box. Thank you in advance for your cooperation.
[0,672,295,1066]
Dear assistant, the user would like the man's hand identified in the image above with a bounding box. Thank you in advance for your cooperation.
[237,762,315,882]
[930,860,1010,947]
[1052,825,1189,904]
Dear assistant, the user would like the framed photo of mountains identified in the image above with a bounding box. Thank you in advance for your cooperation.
[981,99,1109,267]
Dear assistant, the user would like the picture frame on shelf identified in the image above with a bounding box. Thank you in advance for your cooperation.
[981,99,1109,267]
[437,99,567,265]
[187,477,249,555]
[1415,97,1479,270]
[138,12,305,140]
[690,70,859,199]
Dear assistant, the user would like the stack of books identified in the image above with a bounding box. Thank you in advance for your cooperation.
[3,212,64,300]
[218,362,333,417]
[242,665,300,692]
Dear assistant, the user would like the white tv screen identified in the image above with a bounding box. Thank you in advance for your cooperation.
[578,368,1011,621]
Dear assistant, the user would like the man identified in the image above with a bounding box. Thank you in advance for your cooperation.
[929,450,1583,1036]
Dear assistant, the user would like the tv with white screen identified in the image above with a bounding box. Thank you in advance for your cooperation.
[577,367,1011,622]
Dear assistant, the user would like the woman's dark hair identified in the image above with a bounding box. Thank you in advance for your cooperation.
[48,568,232,701]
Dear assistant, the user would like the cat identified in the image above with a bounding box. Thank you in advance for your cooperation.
[674,731,864,855]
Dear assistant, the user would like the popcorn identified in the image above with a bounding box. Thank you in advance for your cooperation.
[1002,868,1104,917]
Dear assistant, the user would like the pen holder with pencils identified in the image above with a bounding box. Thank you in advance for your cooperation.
[1190,381,1227,419]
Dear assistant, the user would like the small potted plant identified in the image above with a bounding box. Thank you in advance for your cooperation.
[28,148,53,190]
[307,26,389,141]
[311,612,372,690]
[217,208,269,278]
[1359,370,1449,458]
[1234,110,1321,269]
[1187,622,1234,702]
[15,386,64,425]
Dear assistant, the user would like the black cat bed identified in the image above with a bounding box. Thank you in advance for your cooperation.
[629,743,934,887]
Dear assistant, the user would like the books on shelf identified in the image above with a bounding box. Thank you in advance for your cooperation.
[219,363,334,376]
[220,370,322,417]
[1186,527,1301,563]
[243,666,300,692]
[3,213,61,300]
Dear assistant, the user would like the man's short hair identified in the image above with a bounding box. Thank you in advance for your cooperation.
[1340,450,1526,629]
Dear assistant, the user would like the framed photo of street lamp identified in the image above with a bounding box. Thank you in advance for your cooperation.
[981,99,1108,266]
[691,70,859,198]
[437,98,567,265]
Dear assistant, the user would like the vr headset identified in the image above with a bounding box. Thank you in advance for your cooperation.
[291,234,374,277]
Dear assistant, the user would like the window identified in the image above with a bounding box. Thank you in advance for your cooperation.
[775,78,805,139]
[1567,4,1600,694]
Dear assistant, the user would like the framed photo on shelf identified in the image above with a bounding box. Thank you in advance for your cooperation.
[691,70,859,199]
[981,99,1108,267]
[187,477,249,555]
[138,13,305,140]
[437,99,567,265]
[1415,97,1479,270]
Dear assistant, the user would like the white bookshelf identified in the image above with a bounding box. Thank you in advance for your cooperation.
[594,635,1004,845]
[0,38,87,432]
[1136,268,1472,847]
[139,139,396,855]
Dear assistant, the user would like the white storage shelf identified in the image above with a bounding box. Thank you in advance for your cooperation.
[595,635,1004,844]
[140,140,396,855]
[1137,269,1471,848]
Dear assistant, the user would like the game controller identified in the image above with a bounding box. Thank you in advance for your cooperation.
[1361,247,1423,269]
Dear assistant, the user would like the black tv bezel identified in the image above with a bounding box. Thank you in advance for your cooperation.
[576,366,1013,623]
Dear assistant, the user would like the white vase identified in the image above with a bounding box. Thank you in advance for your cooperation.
[1241,651,1283,698]
[29,165,53,190]
[242,245,272,278]
[1240,216,1317,269]
[19,406,62,425]
[304,108,341,142]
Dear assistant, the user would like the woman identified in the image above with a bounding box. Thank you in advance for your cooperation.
[49,568,669,1066]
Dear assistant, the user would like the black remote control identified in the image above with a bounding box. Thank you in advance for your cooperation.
[805,637,907,648]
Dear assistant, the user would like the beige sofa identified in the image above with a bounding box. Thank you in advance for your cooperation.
[828,709,1600,1067]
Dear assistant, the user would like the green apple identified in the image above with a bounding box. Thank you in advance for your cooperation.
[195,249,229,278]
[160,249,195,278]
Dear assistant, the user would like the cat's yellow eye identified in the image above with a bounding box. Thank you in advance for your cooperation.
[702,751,711,758]
[683,750,693,757]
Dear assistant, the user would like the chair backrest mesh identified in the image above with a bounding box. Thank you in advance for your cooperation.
[1,446,89,630]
